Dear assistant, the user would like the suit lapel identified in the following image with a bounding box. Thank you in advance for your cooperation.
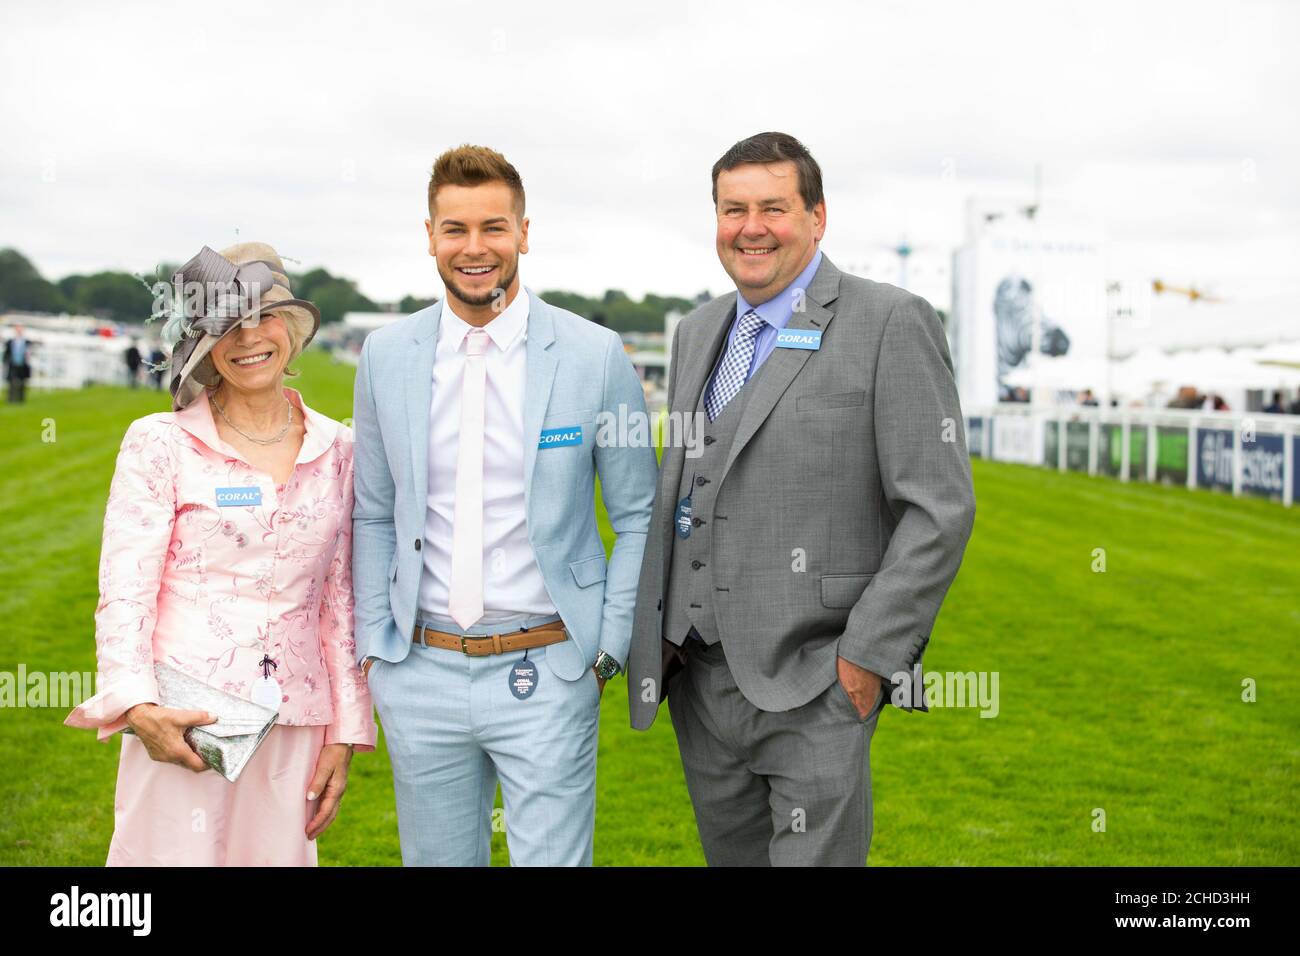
[404,301,443,505]
[660,294,735,497]
[721,254,843,480]
[522,289,558,506]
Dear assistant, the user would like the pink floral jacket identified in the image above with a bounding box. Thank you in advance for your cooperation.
[65,386,376,751]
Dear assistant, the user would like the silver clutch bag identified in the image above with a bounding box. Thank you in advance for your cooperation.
[124,662,278,782]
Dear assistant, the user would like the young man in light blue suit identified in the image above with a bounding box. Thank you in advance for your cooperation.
[351,145,658,865]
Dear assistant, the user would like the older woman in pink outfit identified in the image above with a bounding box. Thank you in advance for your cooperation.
[66,242,376,866]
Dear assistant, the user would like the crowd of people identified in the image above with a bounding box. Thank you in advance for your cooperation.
[1164,385,1231,411]
[1,324,168,402]
[1263,390,1300,415]
[122,339,167,390]
[1001,383,1300,414]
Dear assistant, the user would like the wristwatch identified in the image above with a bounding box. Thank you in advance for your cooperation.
[593,650,622,680]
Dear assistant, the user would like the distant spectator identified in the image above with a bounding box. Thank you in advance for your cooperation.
[1213,394,1230,411]
[1263,391,1286,414]
[3,324,33,404]
[1079,388,1099,407]
[1289,395,1300,416]
[149,346,166,390]
[1166,385,1203,409]
[124,341,142,389]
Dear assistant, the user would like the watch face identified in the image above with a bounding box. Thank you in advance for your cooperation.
[596,654,619,679]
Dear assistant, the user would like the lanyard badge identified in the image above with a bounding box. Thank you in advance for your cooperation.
[675,470,695,539]
[508,651,539,700]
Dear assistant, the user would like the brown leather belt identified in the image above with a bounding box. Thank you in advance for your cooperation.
[412,619,568,656]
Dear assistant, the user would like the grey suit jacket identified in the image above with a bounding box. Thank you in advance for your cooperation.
[627,253,976,729]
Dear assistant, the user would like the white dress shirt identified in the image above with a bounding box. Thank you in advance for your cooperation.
[418,290,558,626]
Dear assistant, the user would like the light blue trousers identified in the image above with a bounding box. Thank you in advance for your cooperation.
[368,612,601,866]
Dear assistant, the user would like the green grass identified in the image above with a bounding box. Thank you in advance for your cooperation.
[1,349,1296,865]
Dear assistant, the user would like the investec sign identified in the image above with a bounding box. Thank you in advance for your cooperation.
[1196,428,1285,496]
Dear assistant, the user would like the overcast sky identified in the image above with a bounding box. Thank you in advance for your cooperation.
[2,0,1296,343]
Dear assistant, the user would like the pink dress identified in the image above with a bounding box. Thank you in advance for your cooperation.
[65,386,377,866]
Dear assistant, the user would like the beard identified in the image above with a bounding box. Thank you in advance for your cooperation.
[440,257,520,311]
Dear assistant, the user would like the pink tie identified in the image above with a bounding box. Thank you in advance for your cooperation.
[448,328,489,629]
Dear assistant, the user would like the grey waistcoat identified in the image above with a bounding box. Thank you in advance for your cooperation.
[662,357,760,646]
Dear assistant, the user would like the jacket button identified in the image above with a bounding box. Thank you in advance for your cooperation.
[703,436,716,445]
[415,539,422,551]
[691,560,702,570]
[695,476,707,486]
[692,517,704,527]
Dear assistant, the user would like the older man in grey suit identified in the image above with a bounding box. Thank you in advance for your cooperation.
[627,132,976,866]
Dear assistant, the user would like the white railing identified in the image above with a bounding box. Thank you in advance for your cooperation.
[966,404,1300,507]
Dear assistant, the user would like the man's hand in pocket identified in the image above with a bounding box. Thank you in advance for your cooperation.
[836,657,883,718]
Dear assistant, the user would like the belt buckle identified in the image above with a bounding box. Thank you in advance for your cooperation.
[460,635,471,655]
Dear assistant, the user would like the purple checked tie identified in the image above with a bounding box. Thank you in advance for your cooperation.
[704,309,765,422]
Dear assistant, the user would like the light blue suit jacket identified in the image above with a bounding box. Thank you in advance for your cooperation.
[351,289,659,680]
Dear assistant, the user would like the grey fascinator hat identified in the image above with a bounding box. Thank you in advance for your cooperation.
[160,241,320,411]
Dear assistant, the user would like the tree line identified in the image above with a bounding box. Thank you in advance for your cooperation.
[0,248,702,335]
